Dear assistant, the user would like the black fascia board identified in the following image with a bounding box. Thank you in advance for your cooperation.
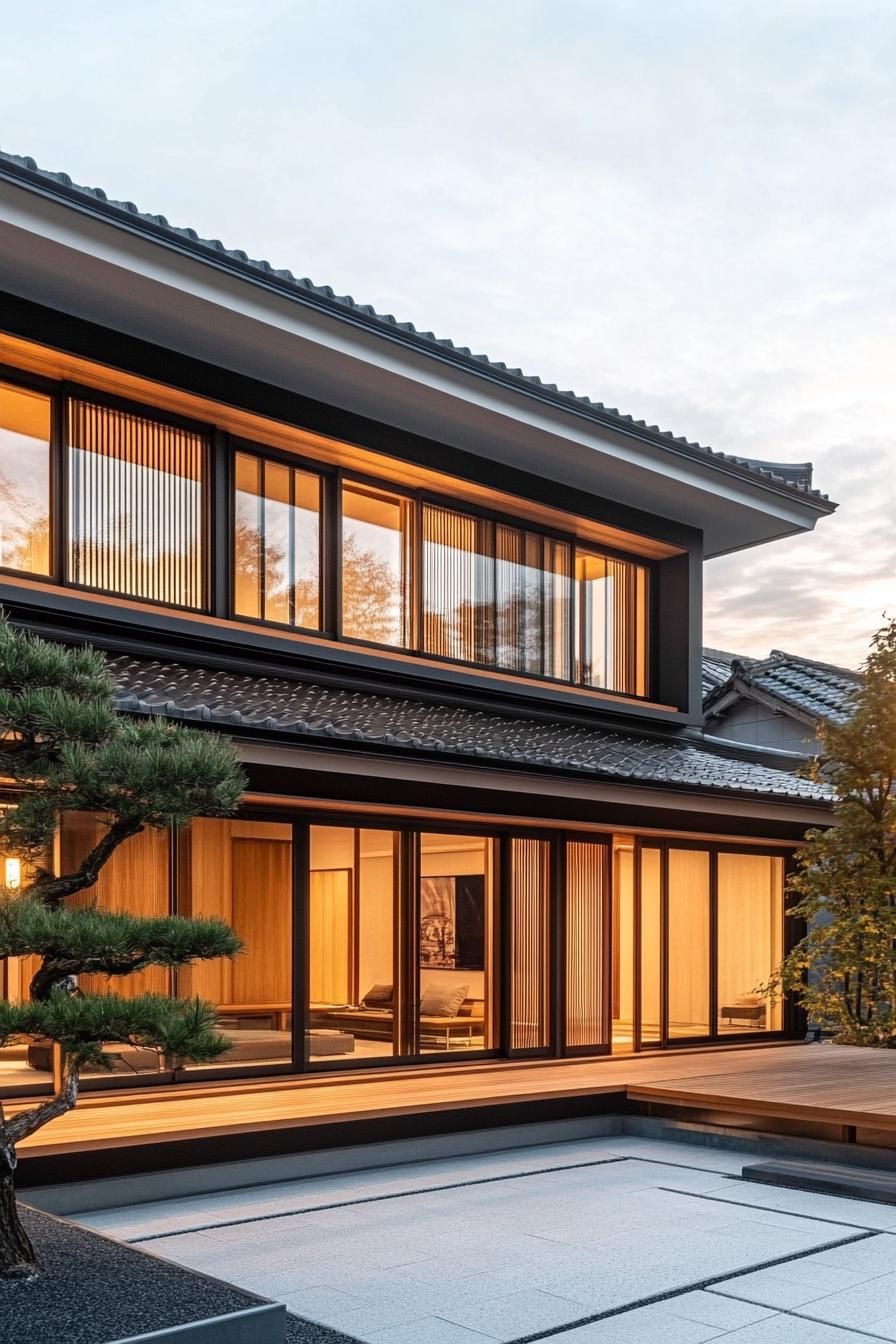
[0,292,700,552]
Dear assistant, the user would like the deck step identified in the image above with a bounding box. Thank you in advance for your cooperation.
[742,1159,896,1205]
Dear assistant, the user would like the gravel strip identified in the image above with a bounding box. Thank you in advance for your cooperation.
[286,1315,361,1343]
[0,1206,269,1344]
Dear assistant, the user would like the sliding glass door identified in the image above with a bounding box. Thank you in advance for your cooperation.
[308,825,402,1062]
[631,842,786,1050]
[717,853,784,1034]
[666,848,711,1040]
[306,824,501,1065]
[417,833,498,1056]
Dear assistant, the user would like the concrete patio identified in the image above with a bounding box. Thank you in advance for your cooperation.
[70,1133,896,1344]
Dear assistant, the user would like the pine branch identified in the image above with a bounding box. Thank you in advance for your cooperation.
[28,818,145,906]
[4,1055,79,1146]
[0,992,232,1069]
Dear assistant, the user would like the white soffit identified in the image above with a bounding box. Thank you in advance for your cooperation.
[0,180,829,558]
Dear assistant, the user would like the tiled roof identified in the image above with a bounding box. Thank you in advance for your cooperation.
[705,649,860,726]
[0,149,832,508]
[107,654,831,803]
[701,647,755,698]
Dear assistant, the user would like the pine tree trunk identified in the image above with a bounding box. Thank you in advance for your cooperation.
[0,1148,38,1279]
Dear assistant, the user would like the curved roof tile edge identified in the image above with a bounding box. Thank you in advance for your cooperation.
[0,149,835,510]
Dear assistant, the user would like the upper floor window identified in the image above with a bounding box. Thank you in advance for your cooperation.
[576,551,650,697]
[234,450,321,629]
[0,381,51,576]
[342,481,413,647]
[67,398,208,609]
[422,505,571,679]
[0,375,658,703]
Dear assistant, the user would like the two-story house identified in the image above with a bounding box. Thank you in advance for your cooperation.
[0,150,836,1110]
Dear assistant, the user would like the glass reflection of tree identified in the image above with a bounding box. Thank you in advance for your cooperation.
[0,473,49,573]
[340,533,407,645]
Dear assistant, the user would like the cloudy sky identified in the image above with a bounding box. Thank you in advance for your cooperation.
[2,0,893,667]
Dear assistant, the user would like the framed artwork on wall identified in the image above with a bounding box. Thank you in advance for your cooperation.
[419,875,485,970]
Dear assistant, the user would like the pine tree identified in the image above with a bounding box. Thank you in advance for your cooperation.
[770,618,896,1044]
[0,616,245,1278]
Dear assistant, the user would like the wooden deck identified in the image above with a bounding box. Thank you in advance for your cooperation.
[10,1041,896,1184]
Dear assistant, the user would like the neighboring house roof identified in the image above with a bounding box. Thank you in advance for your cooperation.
[701,647,756,699]
[108,654,832,803]
[704,649,861,727]
[0,149,832,510]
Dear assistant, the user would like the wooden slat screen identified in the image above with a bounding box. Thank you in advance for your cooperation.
[67,398,207,608]
[565,840,608,1047]
[576,551,650,696]
[423,503,494,663]
[510,837,551,1050]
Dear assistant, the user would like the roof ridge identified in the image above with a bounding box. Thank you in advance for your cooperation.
[766,649,860,679]
[0,148,834,508]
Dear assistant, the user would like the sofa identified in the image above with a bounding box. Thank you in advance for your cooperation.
[317,991,485,1048]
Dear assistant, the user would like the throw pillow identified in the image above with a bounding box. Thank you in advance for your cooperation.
[361,983,393,1008]
[419,984,469,1018]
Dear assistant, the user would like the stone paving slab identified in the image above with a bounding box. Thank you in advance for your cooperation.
[72,1135,896,1344]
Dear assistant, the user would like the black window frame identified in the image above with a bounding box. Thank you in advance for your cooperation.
[230,436,327,635]
[0,362,661,703]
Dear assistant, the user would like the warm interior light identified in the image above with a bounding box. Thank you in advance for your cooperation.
[5,857,21,889]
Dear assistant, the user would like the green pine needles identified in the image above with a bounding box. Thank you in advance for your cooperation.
[0,614,246,1278]
[767,618,896,1046]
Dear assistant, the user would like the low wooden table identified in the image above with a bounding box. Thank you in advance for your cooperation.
[720,1003,766,1029]
[217,1002,292,1031]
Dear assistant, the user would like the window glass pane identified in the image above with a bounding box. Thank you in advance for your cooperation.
[423,504,494,663]
[496,526,570,678]
[177,818,293,1071]
[565,841,608,1048]
[576,552,649,696]
[611,837,636,1051]
[639,846,662,1045]
[67,399,207,608]
[342,483,411,646]
[308,825,400,1061]
[717,853,784,1033]
[233,451,320,628]
[418,833,497,1055]
[667,848,710,1038]
[0,381,51,575]
[510,837,551,1050]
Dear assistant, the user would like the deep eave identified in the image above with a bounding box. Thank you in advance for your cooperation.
[0,149,837,548]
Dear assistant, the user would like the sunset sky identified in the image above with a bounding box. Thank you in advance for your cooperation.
[2,0,892,669]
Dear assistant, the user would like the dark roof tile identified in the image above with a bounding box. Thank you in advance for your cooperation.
[107,655,831,804]
[704,649,860,724]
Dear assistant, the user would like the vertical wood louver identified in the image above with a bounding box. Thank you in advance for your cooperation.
[565,840,609,1048]
[576,551,650,696]
[423,504,571,678]
[422,504,494,663]
[67,398,208,609]
[510,837,551,1050]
